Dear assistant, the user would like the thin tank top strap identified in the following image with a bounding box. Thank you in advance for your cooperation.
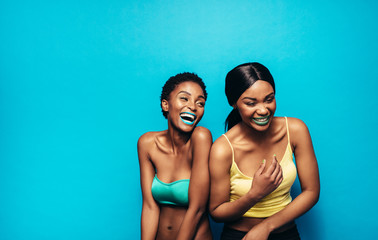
[222,134,235,162]
[284,116,291,144]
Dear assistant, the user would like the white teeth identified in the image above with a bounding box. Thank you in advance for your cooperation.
[254,117,268,122]
[180,113,196,122]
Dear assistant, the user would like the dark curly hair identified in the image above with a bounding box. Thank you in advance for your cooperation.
[160,72,207,118]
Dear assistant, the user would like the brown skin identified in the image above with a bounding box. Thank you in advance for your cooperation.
[209,81,320,240]
[138,81,213,240]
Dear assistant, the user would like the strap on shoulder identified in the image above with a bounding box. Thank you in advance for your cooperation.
[284,117,291,144]
[222,134,235,162]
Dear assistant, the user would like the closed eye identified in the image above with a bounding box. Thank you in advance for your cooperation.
[264,93,275,103]
[196,101,205,107]
[246,102,256,106]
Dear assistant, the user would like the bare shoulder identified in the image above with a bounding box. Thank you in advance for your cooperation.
[286,117,310,134]
[286,117,312,149]
[137,131,162,149]
[210,134,233,165]
[192,126,212,142]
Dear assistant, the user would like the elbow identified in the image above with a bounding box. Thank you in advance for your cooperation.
[208,208,226,223]
[208,203,231,223]
[186,203,211,223]
[314,189,320,205]
[312,185,320,205]
[210,213,233,223]
[306,188,320,207]
[191,204,207,218]
[142,200,159,212]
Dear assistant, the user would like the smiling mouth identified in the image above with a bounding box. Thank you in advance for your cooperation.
[252,115,270,126]
[180,112,197,125]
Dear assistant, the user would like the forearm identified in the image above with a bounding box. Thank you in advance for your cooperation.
[141,205,160,240]
[262,190,319,232]
[177,127,212,239]
[211,191,261,222]
[176,205,206,240]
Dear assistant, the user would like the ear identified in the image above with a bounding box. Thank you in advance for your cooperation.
[161,99,169,112]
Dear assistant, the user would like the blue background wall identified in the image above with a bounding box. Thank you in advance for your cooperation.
[1,0,377,239]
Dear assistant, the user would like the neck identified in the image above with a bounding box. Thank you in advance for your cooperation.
[239,120,274,142]
[165,121,192,154]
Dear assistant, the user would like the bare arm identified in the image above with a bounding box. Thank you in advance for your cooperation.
[138,133,160,240]
[209,136,283,222]
[243,118,320,240]
[176,127,212,240]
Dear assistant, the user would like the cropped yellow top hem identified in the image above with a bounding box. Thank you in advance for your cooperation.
[224,117,297,218]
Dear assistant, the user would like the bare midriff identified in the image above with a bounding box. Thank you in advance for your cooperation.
[226,217,295,234]
[156,205,212,240]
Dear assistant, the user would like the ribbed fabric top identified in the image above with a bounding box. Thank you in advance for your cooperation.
[225,117,297,218]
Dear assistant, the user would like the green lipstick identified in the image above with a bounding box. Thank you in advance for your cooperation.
[252,115,270,126]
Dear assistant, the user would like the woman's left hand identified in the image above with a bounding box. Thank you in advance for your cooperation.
[242,223,271,240]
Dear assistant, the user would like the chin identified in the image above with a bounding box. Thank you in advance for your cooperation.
[254,125,270,132]
[179,123,197,133]
[250,121,272,131]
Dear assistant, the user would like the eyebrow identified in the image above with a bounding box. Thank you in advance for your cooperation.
[178,91,191,96]
[178,91,206,100]
[242,97,257,101]
[241,92,274,101]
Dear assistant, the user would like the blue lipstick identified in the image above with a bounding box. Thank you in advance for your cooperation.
[180,112,197,125]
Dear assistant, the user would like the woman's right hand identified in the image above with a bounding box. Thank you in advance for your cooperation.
[248,155,283,199]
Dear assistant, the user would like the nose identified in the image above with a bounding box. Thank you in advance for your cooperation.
[256,104,268,115]
[187,100,197,112]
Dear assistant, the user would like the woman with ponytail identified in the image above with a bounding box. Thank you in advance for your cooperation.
[209,63,319,240]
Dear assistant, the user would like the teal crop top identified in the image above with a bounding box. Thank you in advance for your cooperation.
[151,175,190,207]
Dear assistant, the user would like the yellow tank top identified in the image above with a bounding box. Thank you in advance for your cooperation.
[224,117,297,218]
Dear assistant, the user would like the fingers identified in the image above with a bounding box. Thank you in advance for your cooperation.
[274,164,283,186]
[264,155,283,186]
[255,159,266,176]
[265,154,278,175]
[270,155,281,178]
[255,155,283,187]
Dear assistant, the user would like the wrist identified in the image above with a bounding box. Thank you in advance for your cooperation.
[262,218,276,233]
[247,187,264,202]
